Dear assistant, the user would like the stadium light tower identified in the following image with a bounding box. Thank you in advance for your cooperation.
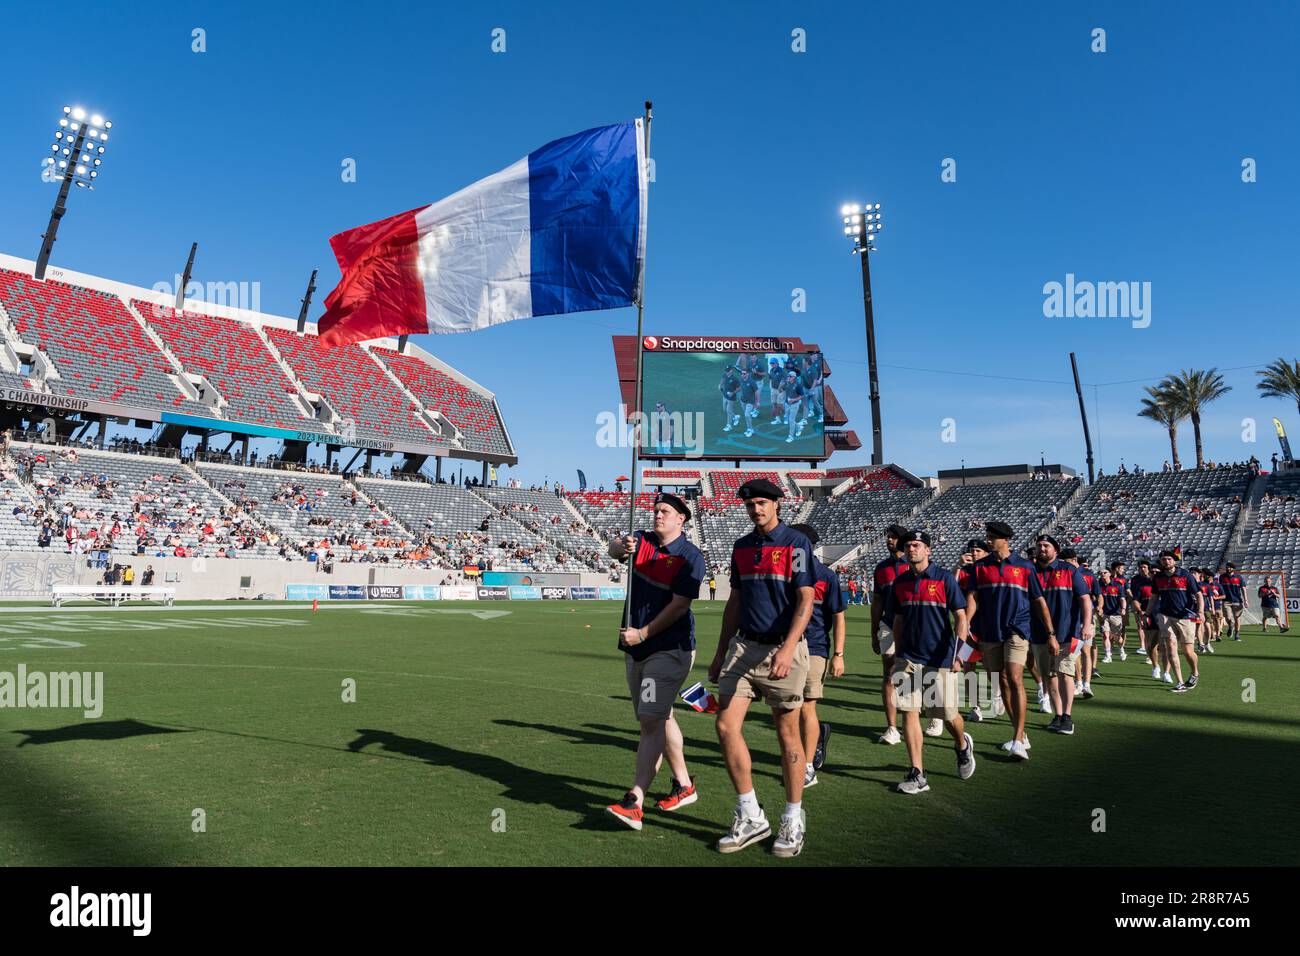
[841,202,884,465]
[35,105,112,280]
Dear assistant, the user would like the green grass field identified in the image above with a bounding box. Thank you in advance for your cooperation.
[0,600,1295,866]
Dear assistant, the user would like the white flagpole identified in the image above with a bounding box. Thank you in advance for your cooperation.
[623,101,652,631]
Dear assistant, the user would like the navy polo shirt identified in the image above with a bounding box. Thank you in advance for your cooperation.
[1259,585,1280,608]
[1100,580,1126,616]
[1032,560,1089,643]
[738,378,759,404]
[720,373,740,400]
[805,557,846,658]
[961,553,1044,643]
[884,562,967,667]
[1219,572,1245,604]
[620,529,706,662]
[1207,581,1224,607]
[873,554,909,603]
[729,521,815,638]
[1130,573,1154,607]
[784,378,805,402]
[1152,568,1201,620]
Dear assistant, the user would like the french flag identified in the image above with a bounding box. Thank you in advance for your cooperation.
[680,681,718,714]
[956,636,982,665]
[318,120,648,347]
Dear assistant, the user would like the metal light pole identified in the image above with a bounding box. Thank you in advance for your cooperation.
[36,106,111,280]
[842,203,884,464]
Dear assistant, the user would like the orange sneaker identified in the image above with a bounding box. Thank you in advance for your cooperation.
[656,779,698,812]
[605,792,643,830]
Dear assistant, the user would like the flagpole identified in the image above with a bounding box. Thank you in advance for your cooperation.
[623,100,652,631]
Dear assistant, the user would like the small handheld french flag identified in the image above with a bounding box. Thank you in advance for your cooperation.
[956,636,982,665]
[680,681,718,713]
[1066,637,1082,656]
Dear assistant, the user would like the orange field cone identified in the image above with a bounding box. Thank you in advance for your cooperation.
[313,599,318,612]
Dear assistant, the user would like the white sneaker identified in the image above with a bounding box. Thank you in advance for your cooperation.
[722,424,732,432]
[1206,644,1215,654]
[772,810,806,858]
[1102,655,1113,664]
[1163,672,1173,684]
[878,726,902,745]
[1040,697,1053,714]
[924,718,944,737]
[1000,739,1015,752]
[770,418,781,425]
[1152,666,1163,680]
[1022,733,1031,750]
[803,768,818,789]
[1137,646,1147,656]
[743,429,754,437]
[967,705,984,722]
[1119,649,1127,661]
[785,436,795,443]
[717,808,771,853]
[731,415,740,426]
[991,699,1006,718]
[1010,740,1030,761]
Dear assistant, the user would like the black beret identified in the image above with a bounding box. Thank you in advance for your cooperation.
[1059,547,1078,561]
[1160,549,1178,559]
[1035,534,1060,550]
[653,492,691,521]
[737,478,784,501]
[789,523,819,546]
[900,530,932,547]
[985,521,1014,540]
[886,524,910,539]
[966,538,989,554]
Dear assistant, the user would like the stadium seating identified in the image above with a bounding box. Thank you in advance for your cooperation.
[137,302,311,430]
[566,491,657,539]
[804,469,933,546]
[695,470,803,560]
[1236,470,1300,583]
[1049,469,1248,571]
[474,486,613,572]
[265,328,439,446]
[915,477,1081,566]
[0,269,208,412]
[369,347,511,456]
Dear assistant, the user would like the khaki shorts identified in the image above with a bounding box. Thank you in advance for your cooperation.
[890,659,959,721]
[625,647,695,719]
[979,634,1029,670]
[1032,642,1076,678]
[804,654,828,700]
[718,636,809,711]
[1104,615,1124,636]
[1157,615,1197,645]
[877,624,896,657]
[1263,607,1282,621]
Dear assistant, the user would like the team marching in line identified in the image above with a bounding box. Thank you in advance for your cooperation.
[602,479,1283,857]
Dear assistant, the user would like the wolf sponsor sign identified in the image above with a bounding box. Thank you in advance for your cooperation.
[366,585,405,600]
[540,586,570,600]
[477,586,510,601]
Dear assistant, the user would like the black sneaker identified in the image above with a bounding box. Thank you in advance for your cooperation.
[1046,715,1063,733]
[1058,714,1075,735]
[813,721,830,771]
[1186,674,1198,690]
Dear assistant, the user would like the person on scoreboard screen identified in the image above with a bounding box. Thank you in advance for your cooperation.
[651,400,674,456]
[719,365,741,433]
[604,493,707,831]
[737,369,759,438]
[768,358,786,425]
[800,357,824,424]
[782,370,807,444]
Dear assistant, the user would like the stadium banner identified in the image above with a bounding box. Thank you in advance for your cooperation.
[1,387,154,422]
[402,585,441,601]
[285,584,330,601]
[441,585,478,600]
[476,586,510,601]
[1288,595,1300,615]
[159,412,448,456]
[507,586,542,600]
[600,587,627,601]
[570,587,600,600]
[540,586,570,600]
[329,584,367,600]
[482,571,581,587]
[366,585,404,600]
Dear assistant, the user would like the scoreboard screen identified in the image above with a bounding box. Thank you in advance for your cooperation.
[639,347,825,459]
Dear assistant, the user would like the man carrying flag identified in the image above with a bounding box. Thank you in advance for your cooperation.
[604,493,706,830]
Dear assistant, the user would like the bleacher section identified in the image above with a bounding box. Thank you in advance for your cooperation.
[474,486,612,573]
[1050,470,1248,570]
[696,470,801,560]
[915,478,1081,566]
[266,329,438,447]
[567,491,657,540]
[370,347,510,456]
[0,269,207,412]
[138,302,311,430]
[804,467,932,545]
[1235,470,1300,582]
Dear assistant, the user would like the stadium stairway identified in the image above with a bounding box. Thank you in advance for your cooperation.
[1222,470,1269,567]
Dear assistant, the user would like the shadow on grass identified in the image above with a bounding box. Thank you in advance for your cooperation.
[11,718,189,748]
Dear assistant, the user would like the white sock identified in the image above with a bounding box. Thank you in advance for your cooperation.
[804,762,813,775]
[783,800,802,819]
[738,789,760,818]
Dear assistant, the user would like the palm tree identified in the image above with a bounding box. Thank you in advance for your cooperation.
[1138,384,1184,470]
[1161,368,1232,469]
[1256,358,1300,417]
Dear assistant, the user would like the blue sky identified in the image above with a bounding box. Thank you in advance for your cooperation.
[1,1,1296,484]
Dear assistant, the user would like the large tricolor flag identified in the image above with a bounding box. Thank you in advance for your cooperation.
[317,121,648,347]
